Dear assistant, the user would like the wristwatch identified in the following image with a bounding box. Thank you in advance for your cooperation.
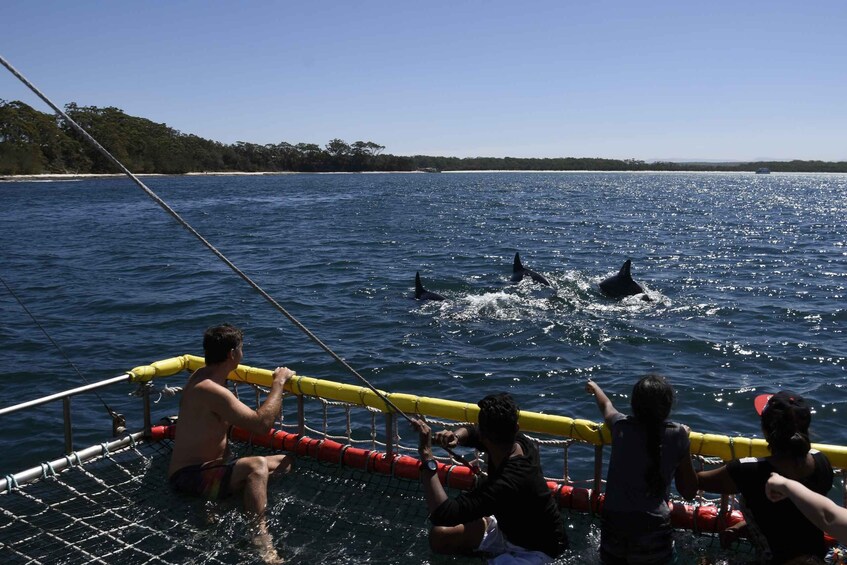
[421,458,438,472]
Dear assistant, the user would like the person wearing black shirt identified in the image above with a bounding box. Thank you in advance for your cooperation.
[411,393,568,563]
[697,391,833,564]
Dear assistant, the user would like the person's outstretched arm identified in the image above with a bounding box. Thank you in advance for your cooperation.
[412,418,449,513]
[696,464,738,495]
[585,380,621,427]
[767,472,847,544]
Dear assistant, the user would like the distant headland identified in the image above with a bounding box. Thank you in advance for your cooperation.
[2,100,846,175]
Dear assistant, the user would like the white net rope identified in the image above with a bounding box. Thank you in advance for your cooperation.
[0,385,782,564]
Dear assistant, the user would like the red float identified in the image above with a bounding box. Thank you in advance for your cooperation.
[149,423,834,545]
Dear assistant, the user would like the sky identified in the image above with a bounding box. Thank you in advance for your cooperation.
[2,1,846,162]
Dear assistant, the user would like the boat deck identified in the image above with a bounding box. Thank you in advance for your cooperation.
[1,434,757,564]
[2,357,838,563]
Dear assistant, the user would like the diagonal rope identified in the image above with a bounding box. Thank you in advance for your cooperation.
[0,53,412,424]
[0,53,481,474]
[0,274,121,421]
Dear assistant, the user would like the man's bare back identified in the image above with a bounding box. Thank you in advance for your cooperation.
[168,324,295,564]
[168,366,237,477]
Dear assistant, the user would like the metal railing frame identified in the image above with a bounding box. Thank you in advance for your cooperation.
[5,370,846,511]
[0,373,153,493]
[0,374,138,455]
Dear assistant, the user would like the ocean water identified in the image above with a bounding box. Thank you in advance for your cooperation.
[1,172,845,561]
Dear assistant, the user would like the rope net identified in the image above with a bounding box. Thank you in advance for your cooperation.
[0,382,797,564]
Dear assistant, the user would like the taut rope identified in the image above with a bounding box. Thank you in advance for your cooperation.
[0,274,122,423]
[0,54,412,424]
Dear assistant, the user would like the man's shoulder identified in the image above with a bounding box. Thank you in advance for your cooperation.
[178,377,236,428]
[512,435,543,471]
[515,433,537,453]
[185,376,232,402]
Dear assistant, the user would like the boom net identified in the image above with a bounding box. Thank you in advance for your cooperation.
[4,358,842,563]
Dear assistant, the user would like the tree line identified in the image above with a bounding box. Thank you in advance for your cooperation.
[2,100,846,175]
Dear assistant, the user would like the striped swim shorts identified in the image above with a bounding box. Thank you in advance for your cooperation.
[169,460,236,500]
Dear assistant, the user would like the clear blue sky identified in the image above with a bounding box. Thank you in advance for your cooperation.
[3,1,846,161]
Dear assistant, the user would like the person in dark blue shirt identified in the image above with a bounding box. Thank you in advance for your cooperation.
[586,375,697,564]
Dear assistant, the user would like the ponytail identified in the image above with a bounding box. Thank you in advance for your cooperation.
[631,374,674,498]
[643,421,666,497]
[760,391,812,459]
[763,415,811,458]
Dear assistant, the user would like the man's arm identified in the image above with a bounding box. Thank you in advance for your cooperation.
[412,418,450,513]
[585,380,621,427]
[767,472,847,543]
[207,367,294,434]
[434,426,471,449]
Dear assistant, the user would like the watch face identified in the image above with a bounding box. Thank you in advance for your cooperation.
[425,459,438,472]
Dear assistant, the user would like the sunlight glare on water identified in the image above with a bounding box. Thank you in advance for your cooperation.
[0,171,845,563]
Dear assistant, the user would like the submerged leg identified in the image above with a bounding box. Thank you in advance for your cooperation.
[429,517,487,555]
[231,456,283,563]
[251,517,284,564]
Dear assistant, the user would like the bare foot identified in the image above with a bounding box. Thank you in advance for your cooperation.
[719,522,748,549]
[252,530,284,564]
[202,501,222,526]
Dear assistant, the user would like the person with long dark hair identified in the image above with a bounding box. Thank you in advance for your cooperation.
[697,391,833,564]
[586,375,697,564]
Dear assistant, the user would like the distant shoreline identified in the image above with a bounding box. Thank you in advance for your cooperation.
[4,101,846,178]
[1,172,293,182]
[3,170,847,182]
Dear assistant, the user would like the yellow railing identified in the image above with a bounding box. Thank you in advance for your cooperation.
[130,355,847,468]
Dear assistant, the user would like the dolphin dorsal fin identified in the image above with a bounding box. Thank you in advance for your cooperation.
[619,259,632,277]
[415,272,424,297]
[514,253,523,272]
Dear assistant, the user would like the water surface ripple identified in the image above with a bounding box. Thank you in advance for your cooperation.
[1,172,845,471]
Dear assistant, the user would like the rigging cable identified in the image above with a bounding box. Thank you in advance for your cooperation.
[0,53,476,472]
[0,274,123,422]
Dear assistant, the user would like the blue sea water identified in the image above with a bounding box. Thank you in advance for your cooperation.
[1,172,846,563]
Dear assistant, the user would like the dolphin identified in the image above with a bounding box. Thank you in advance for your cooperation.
[415,272,445,301]
[511,253,551,286]
[599,259,651,300]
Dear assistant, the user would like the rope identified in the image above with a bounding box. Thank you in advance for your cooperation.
[0,54,485,478]
[153,384,182,404]
[0,54,416,426]
[39,463,56,480]
[4,475,18,494]
[0,274,121,422]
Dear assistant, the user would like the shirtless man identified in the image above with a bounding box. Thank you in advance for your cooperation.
[168,323,294,563]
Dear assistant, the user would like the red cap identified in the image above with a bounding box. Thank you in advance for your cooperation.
[754,394,773,415]
[754,391,809,420]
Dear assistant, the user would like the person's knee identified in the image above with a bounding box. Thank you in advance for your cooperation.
[247,457,269,482]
